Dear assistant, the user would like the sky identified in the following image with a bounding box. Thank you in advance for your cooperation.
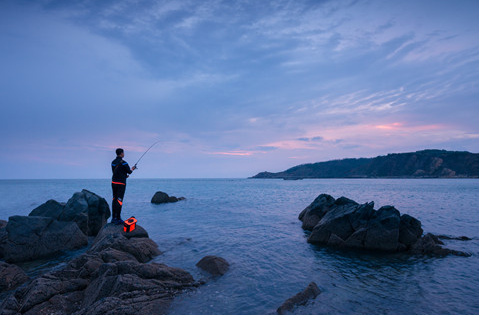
[1,0,478,179]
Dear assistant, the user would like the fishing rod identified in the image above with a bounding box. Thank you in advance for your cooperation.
[133,140,161,169]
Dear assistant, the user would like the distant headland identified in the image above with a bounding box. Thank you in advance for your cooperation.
[251,149,479,179]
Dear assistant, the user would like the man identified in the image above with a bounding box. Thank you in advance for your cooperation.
[111,148,136,224]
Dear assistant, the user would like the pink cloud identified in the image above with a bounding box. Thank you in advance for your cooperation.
[209,151,253,156]
[375,122,403,130]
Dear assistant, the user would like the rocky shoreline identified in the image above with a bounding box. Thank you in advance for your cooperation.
[0,190,228,315]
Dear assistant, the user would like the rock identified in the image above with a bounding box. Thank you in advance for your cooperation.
[93,222,149,244]
[3,215,88,263]
[151,191,185,204]
[327,233,345,247]
[0,261,29,292]
[305,195,399,252]
[0,222,196,315]
[89,224,161,263]
[277,281,321,314]
[301,193,467,256]
[298,194,336,230]
[28,190,110,236]
[410,233,470,257]
[29,199,65,218]
[9,276,89,314]
[436,234,472,241]
[79,261,195,312]
[196,255,230,276]
[151,191,169,204]
[308,200,374,246]
[399,214,423,248]
[0,220,8,259]
[363,206,401,252]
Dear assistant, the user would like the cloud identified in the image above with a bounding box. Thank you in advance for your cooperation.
[208,151,253,156]
[254,146,278,151]
[1,0,478,178]
[297,136,324,142]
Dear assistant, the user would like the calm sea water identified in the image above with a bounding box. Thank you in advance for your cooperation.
[1,178,478,314]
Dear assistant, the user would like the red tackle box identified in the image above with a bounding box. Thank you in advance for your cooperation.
[123,216,137,232]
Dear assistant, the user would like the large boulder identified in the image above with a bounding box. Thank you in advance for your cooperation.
[151,191,185,204]
[277,281,321,314]
[300,193,468,256]
[196,256,230,276]
[0,223,196,315]
[29,189,110,236]
[0,261,29,292]
[3,215,88,263]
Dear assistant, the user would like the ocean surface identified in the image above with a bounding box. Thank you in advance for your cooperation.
[1,178,479,314]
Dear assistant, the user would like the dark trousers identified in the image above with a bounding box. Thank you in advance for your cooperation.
[112,183,126,220]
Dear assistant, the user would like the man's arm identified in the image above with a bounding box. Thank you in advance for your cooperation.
[122,161,134,174]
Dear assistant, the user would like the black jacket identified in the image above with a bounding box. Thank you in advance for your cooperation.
[111,157,132,184]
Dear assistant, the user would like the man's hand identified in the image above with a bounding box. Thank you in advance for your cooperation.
[132,166,136,171]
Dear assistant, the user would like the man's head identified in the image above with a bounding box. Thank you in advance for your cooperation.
[116,148,124,157]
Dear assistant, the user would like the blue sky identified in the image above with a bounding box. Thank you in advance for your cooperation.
[1,0,478,179]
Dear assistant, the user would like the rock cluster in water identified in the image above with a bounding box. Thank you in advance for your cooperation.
[151,191,186,204]
[299,193,470,256]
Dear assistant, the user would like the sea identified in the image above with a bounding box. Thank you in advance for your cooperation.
[1,178,478,315]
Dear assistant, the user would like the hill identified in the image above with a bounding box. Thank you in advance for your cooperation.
[251,149,479,179]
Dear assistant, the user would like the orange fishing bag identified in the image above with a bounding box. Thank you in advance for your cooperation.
[124,216,137,232]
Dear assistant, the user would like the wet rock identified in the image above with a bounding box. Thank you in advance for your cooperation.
[29,189,110,236]
[3,215,88,263]
[151,191,185,204]
[0,261,29,292]
[410,233,470,257]
[277,281,321,314]
[436,234,472,241]
[196,255,230,276]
